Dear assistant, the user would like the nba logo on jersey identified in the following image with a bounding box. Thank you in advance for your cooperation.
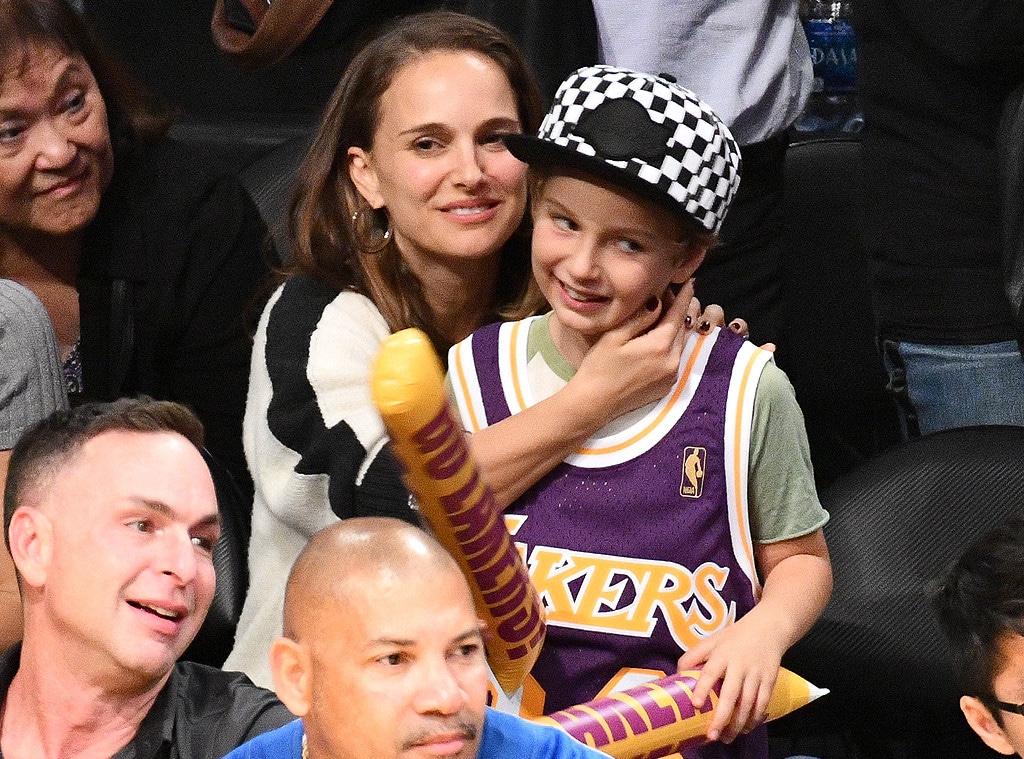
[680,446,707,498]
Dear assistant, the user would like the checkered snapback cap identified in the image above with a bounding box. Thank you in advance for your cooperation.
[504,65,742,233]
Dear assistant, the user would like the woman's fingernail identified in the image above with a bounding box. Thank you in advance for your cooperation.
[729,319,743,332]
[698,319,711,333]
[684,315,693,327]
[645,296,659,312]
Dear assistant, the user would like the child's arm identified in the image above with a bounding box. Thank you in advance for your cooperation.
[677,529,832,744]
[466,281,706,508]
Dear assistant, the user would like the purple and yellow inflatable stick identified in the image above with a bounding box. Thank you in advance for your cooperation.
[535,667,827,759]
[370,328,826,755]
[370,328,545,694]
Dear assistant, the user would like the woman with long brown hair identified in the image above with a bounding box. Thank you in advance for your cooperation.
[227,10,715,687]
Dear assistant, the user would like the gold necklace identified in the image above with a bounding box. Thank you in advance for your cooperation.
[302,730,308,759]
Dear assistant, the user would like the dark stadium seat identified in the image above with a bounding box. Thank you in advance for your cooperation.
[770,425,1024,759]
[775,136,901,491]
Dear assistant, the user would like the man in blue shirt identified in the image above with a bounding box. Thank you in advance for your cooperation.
[222,517,607,759]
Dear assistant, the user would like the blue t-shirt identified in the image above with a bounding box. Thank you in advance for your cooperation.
[221,708,608,759]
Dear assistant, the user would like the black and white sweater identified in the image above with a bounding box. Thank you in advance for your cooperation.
[224,274,416,686]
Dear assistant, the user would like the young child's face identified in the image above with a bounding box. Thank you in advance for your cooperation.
[531,171,705,365]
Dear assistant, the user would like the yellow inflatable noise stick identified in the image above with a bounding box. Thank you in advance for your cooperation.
[370,328,545,694]
[533,667,827,759]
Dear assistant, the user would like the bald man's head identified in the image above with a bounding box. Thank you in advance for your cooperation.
[269,517,489,759]
[282,517,462,640]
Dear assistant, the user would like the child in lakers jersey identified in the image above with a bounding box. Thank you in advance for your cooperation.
[447,65,832,759]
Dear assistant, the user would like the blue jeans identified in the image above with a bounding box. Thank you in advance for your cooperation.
[880,339,1024,438]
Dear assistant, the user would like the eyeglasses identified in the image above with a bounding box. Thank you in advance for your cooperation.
[996,700,1024,717]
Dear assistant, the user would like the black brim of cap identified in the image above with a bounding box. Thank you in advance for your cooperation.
[503,132,708,231]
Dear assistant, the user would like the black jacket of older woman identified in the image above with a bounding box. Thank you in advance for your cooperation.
[77,137,273,514]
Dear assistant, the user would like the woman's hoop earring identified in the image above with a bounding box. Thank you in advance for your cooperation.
[351,206,392,254]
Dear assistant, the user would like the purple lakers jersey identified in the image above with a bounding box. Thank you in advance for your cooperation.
[449,318,774,759]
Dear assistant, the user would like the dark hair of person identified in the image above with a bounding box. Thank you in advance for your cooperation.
[932,516,1024,726]
[3,397,204,548]
[287,10,546,357]
[0,0,170,165]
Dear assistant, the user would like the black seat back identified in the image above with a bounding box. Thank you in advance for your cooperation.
[180,450,249,667]
[777,136,900,490]
[774,425,1024,758]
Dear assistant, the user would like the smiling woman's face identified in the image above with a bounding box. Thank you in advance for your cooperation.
[0,42,113,246]
[347,50,527,273]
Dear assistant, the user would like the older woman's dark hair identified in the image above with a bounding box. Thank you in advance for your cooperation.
[932,516,1024,726]
[0,0,168,162]
[288,10,545,358]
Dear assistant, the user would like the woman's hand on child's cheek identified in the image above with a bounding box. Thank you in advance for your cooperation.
[675,279,700,331]
[692,300,767,351]
[728,318,748,337]
[710,311,777,354]
[572,282,692,419]
[652,278,695,341]
[676,616,784,744]
[696,302,725,334]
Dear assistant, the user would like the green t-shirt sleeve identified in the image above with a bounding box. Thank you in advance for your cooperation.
[748,361,829,543]
[443,371,455,406]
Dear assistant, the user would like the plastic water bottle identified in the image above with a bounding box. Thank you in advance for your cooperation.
[795,0,862,133]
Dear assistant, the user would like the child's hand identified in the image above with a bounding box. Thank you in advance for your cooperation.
[570,281,756,428]
[659,290,766,347]
[679,532,831,744]
[676,614,786,745]
[571,280,697,419]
